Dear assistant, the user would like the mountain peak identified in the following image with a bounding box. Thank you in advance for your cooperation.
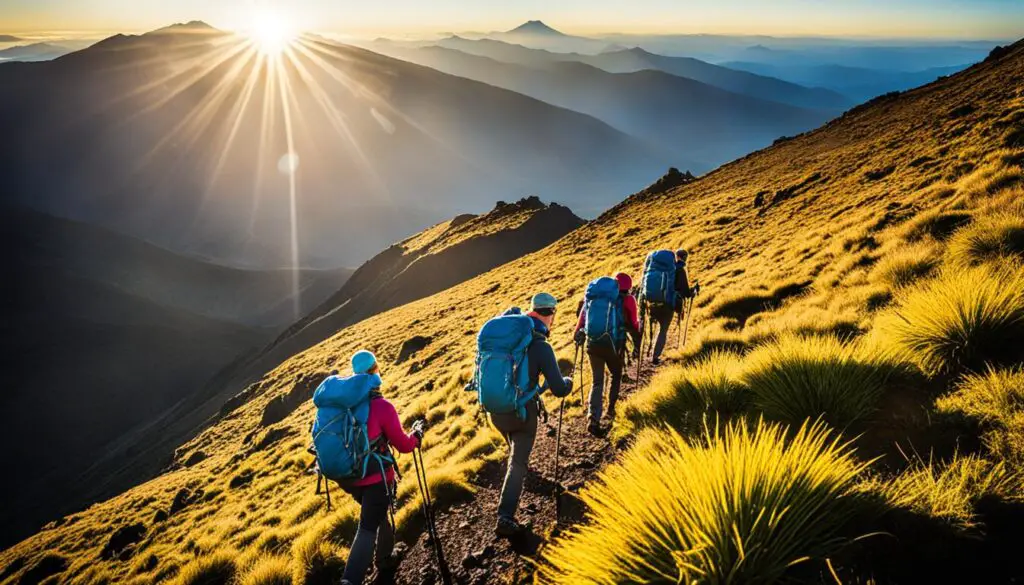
[507,20,565,37]
[148,20,220,36]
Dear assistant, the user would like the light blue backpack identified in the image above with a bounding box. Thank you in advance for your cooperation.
[472,314,541,419]
[584,276,625,348]
[643,249,677,305]
[311,373,392,483]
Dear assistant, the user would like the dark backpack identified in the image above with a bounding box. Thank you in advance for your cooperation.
[584,276,626,348]
[642,250,676,306]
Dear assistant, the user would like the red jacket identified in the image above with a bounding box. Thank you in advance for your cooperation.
[575,273,640,334]
[351,397,420,487]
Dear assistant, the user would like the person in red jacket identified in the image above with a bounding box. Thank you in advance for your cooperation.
[574,272,640,435]
[340,350,424,585]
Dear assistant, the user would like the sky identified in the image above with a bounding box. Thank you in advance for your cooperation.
[1,0,1022,39]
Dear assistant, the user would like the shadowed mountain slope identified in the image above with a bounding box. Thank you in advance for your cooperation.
[0,25,668,267]
[2,34,1022,585]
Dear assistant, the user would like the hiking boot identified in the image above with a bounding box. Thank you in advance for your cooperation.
[495,517,531,537]
[652,356,662,366]
[606,404,617,420]
[587,419,602,437]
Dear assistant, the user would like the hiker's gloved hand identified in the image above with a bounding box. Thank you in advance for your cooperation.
[411,419,426,441]
[573,330,585,345]
[694,283,701,296]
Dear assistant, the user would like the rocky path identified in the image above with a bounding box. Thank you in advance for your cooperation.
[394,352,663,585]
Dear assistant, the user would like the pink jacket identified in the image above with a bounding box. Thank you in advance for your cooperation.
[351,397,420,486]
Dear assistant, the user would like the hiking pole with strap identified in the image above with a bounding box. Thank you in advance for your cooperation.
[681,296,695,348]
[412,447,453,585]
[554,396,566,518]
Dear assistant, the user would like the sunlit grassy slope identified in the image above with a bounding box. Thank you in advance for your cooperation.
[3,39,1024,585]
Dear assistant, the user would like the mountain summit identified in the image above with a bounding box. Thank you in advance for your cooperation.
[506,20,566,36]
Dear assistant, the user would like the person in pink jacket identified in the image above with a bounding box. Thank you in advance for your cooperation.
[340,350,424,585]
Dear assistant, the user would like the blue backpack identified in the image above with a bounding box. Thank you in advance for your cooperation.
[472,314,541,419]
[311,373,392,483]
[643,250,677,306]
[585,276,626,348]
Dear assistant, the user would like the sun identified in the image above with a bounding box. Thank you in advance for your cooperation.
[245,9,297,55]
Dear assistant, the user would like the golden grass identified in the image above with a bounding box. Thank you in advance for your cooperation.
[537,420,870,584]
[866,454,1019,531]
[169,551,237,585]
[741,334,909,428]
[618,351,747,437]
[882,264,1024,375]
[947,207,1024,266]
[869,241,941,288]
[238,555,292,585]
[937,367,1024,465]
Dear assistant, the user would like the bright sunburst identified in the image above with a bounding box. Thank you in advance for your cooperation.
[245,8,296,55]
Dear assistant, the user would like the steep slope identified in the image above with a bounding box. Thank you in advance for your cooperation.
[252,197,585,382]
[376,44,833,169]
[0,24,668,267]
[3,36,1022,585]
[0,197,583,553]
[432,36,848,110]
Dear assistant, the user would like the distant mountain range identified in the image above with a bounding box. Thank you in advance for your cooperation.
[374,42,836,167]
[0,23,670,268]
[0,42,74,62]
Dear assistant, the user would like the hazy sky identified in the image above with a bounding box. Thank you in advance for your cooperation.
[2,0,1022,38]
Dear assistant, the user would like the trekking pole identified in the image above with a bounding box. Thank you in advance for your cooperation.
[681,297,695,348]
[554,397,565,518]
[412,448,453,585]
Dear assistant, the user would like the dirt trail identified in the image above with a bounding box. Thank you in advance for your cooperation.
[394,348,665,585]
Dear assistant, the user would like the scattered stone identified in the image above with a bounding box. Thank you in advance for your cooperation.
[152,509,169,523]
[397,336,433,364]
[183,450,207,467]
[169,488,195,515]
[461,552,482,570]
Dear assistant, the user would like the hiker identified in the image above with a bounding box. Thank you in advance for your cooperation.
[647,249,698,365]
[475,293,573,537]
[573,272,640,434]
[312,350,425,585]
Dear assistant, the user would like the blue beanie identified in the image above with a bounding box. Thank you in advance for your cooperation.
[351,350,377,374]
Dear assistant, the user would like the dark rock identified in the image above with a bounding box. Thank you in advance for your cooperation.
[17,554,68,584]
[169,488,195,515]
[397,336,432,364]
[461,552,482,570]
[152,509,169,523]
[183,450,207,467]
[100,523,146,560]
[261,371,328,427]
[477,545,496,560]
[229,469,255,489]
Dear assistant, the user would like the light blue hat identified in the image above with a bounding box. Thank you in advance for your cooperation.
[351,350,377,374]
[530,292,558,311]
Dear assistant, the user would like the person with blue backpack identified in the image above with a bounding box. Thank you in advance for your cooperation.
[311,350,425,585]
[471,292,573,537]
[573,272,641,435]
[644,249,699,365]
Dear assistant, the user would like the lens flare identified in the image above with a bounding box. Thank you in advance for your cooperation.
[246,9,296,55]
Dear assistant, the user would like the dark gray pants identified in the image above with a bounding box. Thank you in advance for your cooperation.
[650,303,676,360]
[588,344,623,422]
[490,400,539,521]
[342,480,395,585]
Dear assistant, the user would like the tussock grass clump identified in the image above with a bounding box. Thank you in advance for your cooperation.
[290,530,346,585]
[867,454,1019,531]
[947,209,1024,266]
[870,242,940,288]
[901,210,972,242]
[938,368,1024,464]
[239,555,292,585]
[170,551,238,585]
[742,335,906,427]
[538,420,870,584]
[884,264,1024,375]
[619,351,747,437]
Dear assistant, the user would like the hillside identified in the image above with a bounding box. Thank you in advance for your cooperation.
[259,197,585,380]
[3,37,1023,585]
[0,25,668,267]
[373,43,833,169]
